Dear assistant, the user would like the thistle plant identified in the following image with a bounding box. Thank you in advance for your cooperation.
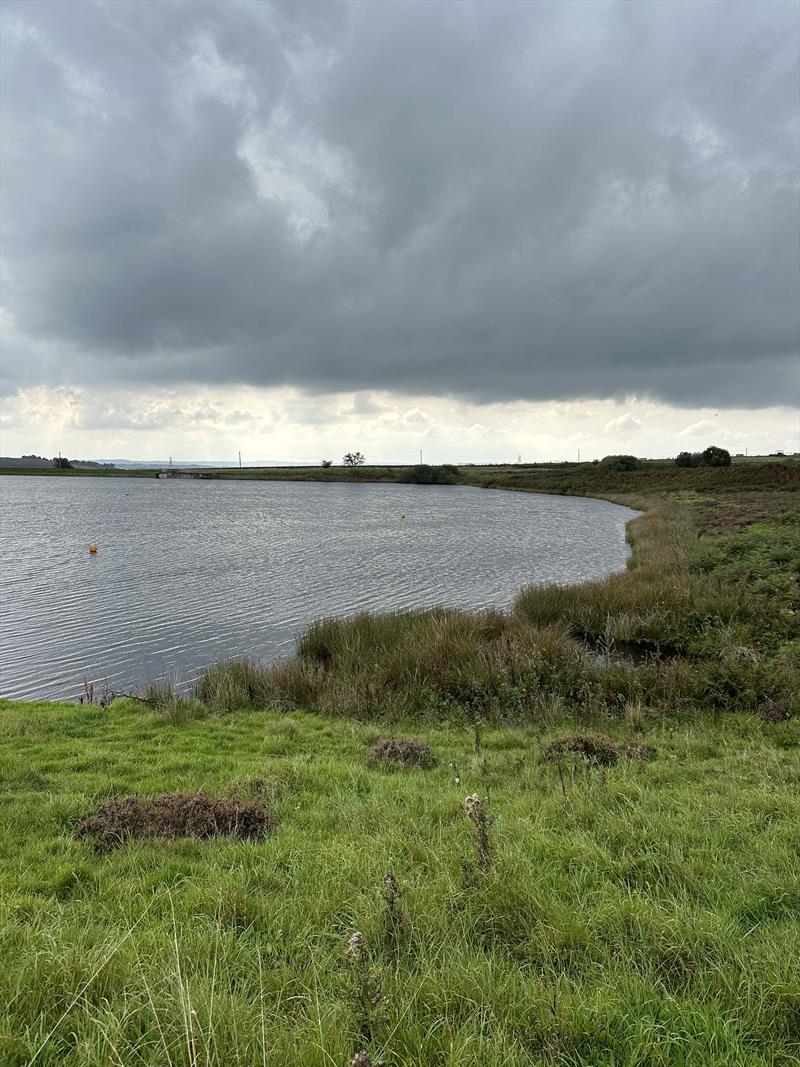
[383,871,405,948]
[345,931,384,1045]
[464,793,491,871]
[347,931,366,962]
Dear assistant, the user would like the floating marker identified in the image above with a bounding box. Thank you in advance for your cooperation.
[89,544,97,554]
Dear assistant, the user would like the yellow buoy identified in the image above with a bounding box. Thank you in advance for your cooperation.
[89,544,97,554]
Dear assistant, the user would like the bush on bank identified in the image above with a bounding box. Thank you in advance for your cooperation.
[598,454,642,471]
[403,463,461,484]
[675,445,732,467]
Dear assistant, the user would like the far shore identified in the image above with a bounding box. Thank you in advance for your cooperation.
[2,455,798,507]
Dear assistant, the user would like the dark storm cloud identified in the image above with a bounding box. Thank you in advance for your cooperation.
[1,0,798,407]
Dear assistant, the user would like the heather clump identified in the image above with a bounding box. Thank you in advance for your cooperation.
[366,737,435,768]
[74,792,277,851]
[758,698,794,723]
[542,732,621,766]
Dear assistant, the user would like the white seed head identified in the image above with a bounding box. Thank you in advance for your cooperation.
[348,1053,373,1067]
[347,931,366,960]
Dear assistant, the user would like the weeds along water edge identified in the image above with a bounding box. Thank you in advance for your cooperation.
[186,487,798,723]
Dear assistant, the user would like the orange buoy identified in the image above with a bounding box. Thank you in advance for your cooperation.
[89,544,97,554]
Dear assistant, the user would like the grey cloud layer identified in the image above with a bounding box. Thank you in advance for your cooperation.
[1,0,798,406]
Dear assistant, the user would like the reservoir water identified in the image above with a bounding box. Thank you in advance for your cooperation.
[0,475,638,700]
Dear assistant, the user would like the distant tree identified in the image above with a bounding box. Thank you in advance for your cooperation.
[343,451,366,467]
[321,459,333,468]
[599,454,641,471]
[52,456,73,469]
[674,446,731,468]
[701,445,731,467]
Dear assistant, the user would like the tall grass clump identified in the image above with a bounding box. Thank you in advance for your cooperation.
[196,659,275,711]
[291,609,596,721]
[141,679,206,723]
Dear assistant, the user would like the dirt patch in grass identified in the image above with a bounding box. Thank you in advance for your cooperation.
[75,792,278,852]
[542,733,621,766]
[367,737,435,768]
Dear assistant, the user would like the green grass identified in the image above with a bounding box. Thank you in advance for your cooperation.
[2,699,799,1066]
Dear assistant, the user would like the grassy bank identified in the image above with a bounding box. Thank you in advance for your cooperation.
[0,466,157,478]
[2,700,798,1066]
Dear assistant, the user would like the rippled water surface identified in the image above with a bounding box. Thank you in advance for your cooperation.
[0,476,638,700]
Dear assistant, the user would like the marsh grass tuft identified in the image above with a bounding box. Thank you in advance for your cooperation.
[142,678,206,723]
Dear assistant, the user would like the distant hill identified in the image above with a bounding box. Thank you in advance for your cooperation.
[0,455,116,469]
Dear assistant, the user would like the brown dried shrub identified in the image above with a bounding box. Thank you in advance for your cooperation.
[542,732,620,766]
[757,698,793,723]
[620,739,657,761]
[366,737,435,768]
[75,792,277,852]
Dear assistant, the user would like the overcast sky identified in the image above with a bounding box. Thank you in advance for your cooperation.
[1,0,798,462]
